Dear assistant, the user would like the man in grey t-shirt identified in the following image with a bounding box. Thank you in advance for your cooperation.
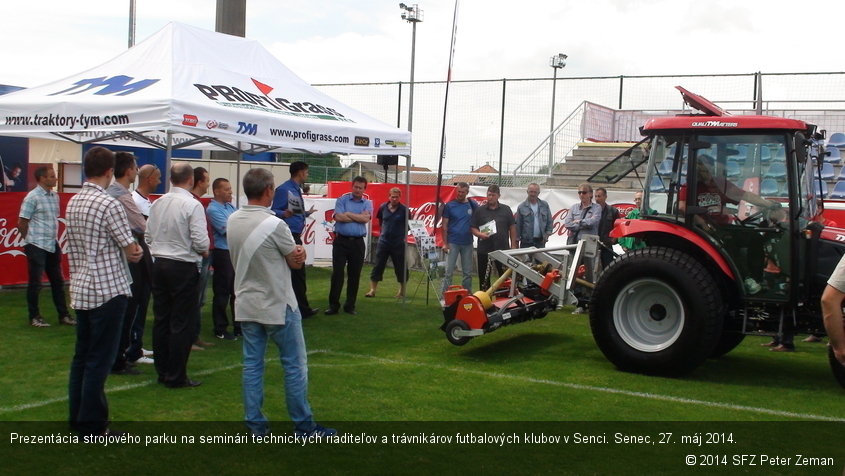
[821,255,845,366]
[227,168,335,438]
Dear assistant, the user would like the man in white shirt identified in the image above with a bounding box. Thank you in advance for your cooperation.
[132,164,161,218]
[145,162,209,388]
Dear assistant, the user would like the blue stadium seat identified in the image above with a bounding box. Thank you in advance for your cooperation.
[828,132,845,148]
[826,146,842,164]
[760,178,779,196]
[821,162,835,180]
[726,160,740,178]
[657,158,674,177]
[837,166,845,181]
[649,176,666,192]
[763,162,786,179]
[760,147,773,163]
[830,181,845,199]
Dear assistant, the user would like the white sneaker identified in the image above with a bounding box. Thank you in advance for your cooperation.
[142,349,154,357]
[744,277,761,294]
[572,306,585,314]
[131,356,154,364]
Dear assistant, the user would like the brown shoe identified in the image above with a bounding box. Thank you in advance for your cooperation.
[196,339,215,347]
[803,335,823,343]
[770,344,795,352]
[760,341,777,347]
[59,315,77,326]
[191,344,204,351]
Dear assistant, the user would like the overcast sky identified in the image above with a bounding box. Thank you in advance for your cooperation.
[2,0,844,89]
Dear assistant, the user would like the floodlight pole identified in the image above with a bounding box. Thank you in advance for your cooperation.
[400,3,423,304]
[128,0,136,48]
[548,53,567,176]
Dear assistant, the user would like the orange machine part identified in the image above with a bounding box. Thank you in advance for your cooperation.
[457,295,489,330]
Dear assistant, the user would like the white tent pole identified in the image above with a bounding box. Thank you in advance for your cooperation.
[236,142,242,208]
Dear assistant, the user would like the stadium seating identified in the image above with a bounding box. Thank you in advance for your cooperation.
[760,178,779,196]
[826,146,842,164]
[763,162,787,179]
[649,176,666,192]
[828,132,845,148]
[726,160,740,178]
[830,181,845,199]
[821,162,835,180]
[657,158,674,177]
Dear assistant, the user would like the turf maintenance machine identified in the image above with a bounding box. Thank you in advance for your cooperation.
[440,238,597,345]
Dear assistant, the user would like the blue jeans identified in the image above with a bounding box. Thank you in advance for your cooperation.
[441,243,474,293]
[241,306,315,436]
[68,295,128,435]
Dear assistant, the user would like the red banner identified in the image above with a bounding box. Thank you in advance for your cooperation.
[0,192,72,286]
[327,182,460,244]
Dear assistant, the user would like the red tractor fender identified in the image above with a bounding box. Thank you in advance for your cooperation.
[611,219,736,280]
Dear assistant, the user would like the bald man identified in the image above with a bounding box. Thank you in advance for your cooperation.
[133,164,162,218]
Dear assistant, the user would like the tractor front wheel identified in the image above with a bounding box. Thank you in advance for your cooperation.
[445,319,472,346]
[590,247,724,376]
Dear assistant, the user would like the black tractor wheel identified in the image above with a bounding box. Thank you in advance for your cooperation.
[828,346,845,389]
[709,331,745,358]
[589,247,724,376]
[445,319,472,346]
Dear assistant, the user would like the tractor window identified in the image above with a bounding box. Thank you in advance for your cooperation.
[645,135,687,217]
[679,133,792,299]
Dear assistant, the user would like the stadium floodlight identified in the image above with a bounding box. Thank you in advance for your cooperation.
[548,53,567,176]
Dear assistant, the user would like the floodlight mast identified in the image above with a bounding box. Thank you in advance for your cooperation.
[548,53,567,176]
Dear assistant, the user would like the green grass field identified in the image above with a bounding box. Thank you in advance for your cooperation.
[2,266,844,475]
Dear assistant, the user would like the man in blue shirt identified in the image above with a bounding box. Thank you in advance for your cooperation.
[440,182,477,293]
[272,162,319,318]
[326,176,372,315]
[18,165,73,327]
[365,187,409,298]
[208,178,239,340]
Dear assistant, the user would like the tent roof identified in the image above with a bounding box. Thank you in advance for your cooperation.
[0,22,410,156]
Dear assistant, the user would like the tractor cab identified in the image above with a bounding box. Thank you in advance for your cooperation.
[590,88,822,303]
[584,86,843,378]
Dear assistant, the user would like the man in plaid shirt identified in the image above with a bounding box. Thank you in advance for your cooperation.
[65,146,143,436]
[17,165,74,327]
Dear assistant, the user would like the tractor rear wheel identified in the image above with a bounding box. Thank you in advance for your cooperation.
[710,331,745,358]
[445,319,472,346]
[590,247,724,376]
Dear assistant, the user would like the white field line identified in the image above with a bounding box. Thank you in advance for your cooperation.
[3,349,843,422]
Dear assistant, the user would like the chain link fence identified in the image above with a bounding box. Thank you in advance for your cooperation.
[312,72,845,185]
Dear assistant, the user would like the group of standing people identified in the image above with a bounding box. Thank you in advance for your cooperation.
[26,149,332,437]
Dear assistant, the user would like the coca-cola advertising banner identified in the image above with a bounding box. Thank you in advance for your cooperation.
[0,185,637,285]
[0,192,71,286]
[326,182,637,247]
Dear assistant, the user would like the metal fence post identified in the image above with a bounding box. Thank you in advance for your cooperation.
[498,78,506,185]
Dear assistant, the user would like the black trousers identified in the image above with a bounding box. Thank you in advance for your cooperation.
[290,233,312,311]
[24,243,68,320]
[329,235,365,312]
[370,241,408,283]
[151,258,199,385]
[112,258,147,371]
[211,249,237,335]
[477,247,506,291]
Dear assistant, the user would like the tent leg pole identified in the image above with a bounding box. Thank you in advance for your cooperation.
[165,131,173,187]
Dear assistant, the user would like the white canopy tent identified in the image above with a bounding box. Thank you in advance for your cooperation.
[0,22,410,157]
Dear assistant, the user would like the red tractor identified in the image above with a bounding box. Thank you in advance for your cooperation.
[587,87,845,384]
